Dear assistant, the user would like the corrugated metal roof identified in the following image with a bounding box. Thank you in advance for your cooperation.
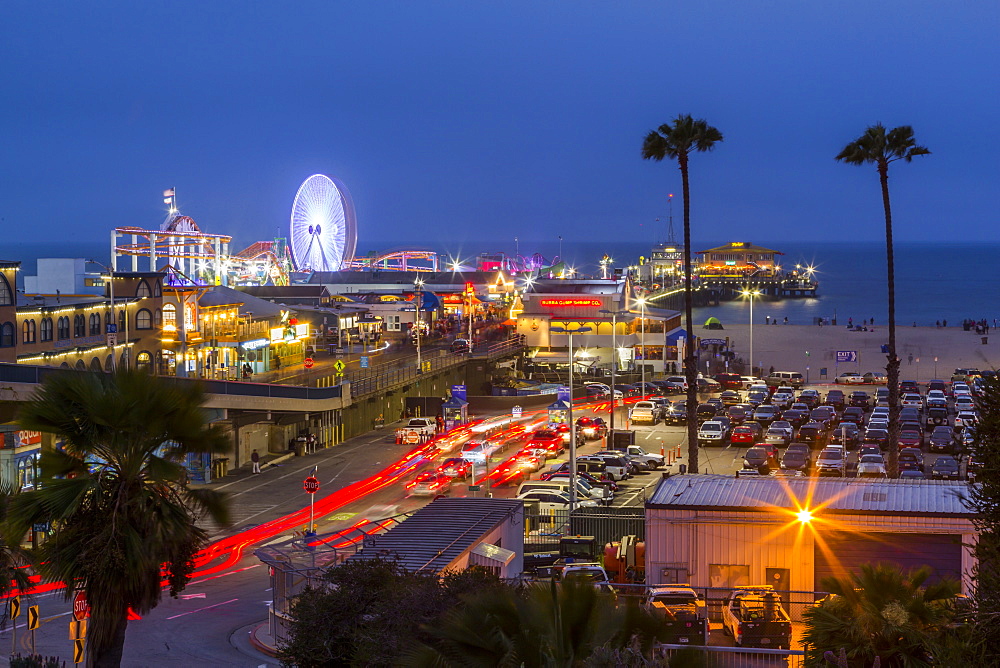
[646,474,975,516]
[349,498,522,573]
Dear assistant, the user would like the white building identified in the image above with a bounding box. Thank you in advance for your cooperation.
[645,475,976,603]
[23,258,104,296]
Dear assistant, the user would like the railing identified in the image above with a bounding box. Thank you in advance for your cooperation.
[656,645,805,667]
[0,363,343,401]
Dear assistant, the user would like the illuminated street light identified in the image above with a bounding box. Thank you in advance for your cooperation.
[796,508,813,523]
[550,324,592,508]
[740,288,762,376]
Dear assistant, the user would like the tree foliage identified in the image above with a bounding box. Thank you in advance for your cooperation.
[7,369,231,667]
[278,558,511,667]
[407,579,663,667]
[802,562,960,667]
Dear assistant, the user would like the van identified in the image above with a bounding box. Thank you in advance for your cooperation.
[766,371,804,388]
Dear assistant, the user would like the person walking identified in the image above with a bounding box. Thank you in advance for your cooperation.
[251,449,261,474]
[908,353,913,365]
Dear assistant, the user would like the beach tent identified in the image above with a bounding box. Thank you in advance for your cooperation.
[704,317,724,330]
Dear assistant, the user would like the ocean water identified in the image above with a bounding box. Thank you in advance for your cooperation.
[6,238,998,328]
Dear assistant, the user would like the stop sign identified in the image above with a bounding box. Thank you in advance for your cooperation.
[304,358,314,369]
[73,591,89,621]
[303,476,320,494]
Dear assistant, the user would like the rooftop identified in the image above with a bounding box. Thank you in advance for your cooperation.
[697,242,784,255]
[647,474,975,517]
[349,497,522,573]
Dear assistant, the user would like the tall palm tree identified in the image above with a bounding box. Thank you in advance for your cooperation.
[8,370,231,667]
[836,125,929,476]
[803,562,960,667]
[642,115,723,474]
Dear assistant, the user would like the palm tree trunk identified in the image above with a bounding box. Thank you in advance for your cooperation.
[880,163,900,478]
[680,154,699,474]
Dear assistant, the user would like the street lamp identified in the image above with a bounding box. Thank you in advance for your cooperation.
[740,288,762,377]
[414,277,424,373]
[637,297,647,393]
[549,324,592,508]
[599,308,629,440]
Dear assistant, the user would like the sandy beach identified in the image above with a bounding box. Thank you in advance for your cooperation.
[697,324,998,383]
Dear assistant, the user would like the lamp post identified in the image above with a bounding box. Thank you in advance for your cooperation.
[414,277,424,373]
[550,324,592,508]
[600,308,630,442]
[740,288,762,377]
[637,297,647,393]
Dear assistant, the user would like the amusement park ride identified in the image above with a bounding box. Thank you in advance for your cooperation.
[110,175,563,286]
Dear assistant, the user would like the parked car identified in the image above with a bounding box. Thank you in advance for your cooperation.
[720,390,742,406]
[824,389,846,411]
[665,376,689,392]
[928,426,958,453]
[751,405,779,425]
[863,429,889,449]
[841,407,866,425]
[664,402,688,424]
[835,372,865,385]
[930,455,961,480]
[714,373,744,389]
[926,407,950,431]
[698,420,729,446]
[696,378,722,393]
[857,454,887,478]
[798,422,828,449]
[815,446,846,476]
[765,427,792,447]
[629,401,662,425]
[696,404,719,422]
[899,447,924,472]
[780,445,811,473]
[863,371,888,384]
[848,391,871,409]
[781,409,810,429]
[899,380,920,394]
[516,489,599,511]
[730,425,757,446]
[899,469,927,480]
[766,371,805,389]
[743,446,778,472]
[898,428,924,450]
[721,586,792,649]
[798,390,822,408]
[829,422,860,449]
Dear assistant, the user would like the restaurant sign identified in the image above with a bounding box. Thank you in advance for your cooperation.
[538,298,602,307]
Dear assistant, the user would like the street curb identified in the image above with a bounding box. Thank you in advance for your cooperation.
[249,621,278,657]
[262,453,295,470]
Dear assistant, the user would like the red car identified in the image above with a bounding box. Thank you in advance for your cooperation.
[729,426,757,445]
[437,457,473,479]
[526,429,564,457]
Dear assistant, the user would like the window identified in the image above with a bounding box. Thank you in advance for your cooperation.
[660,564,690,584]
[154,309,162,328]
[136,309,152,330]
[136,280,151,298]
[0,275,11,306]
[0,322,13,347]
[22,320,36,344]
[74,315,85,337]
[40,318,53,342]
[118,310,126,333]
[57,317,70,340]
[153,280,162,297]
[163,304,177,328]
[89,313,101,336]
[136,351,152,371]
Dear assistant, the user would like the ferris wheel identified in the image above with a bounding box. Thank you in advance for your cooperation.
[289,174,358,272]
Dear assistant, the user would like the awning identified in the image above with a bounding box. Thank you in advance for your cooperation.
[531,351,595,365]
[666,328,689,344]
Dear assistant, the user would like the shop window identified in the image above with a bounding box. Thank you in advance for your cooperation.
[136,309,152,330]
[136,351,152,371]
[22,320,36,344]
[136,280,151,298]
[158,350,176,375]
[0,322,13,347]
[0,275,11,306]
[40,318,53,342]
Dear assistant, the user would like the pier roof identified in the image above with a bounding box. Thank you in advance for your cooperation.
[697,242,783,255]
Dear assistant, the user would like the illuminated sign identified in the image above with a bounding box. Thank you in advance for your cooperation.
[730,242,746,247]
[270,327,284,343]
[539,299,602,307]
[242,338,270,350]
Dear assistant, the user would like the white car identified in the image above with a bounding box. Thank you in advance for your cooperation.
[955,411,978,429]
[815,446,846,477]
[665,376,689,392]
[697,421,728,445]
[771,392,794,409]
[740,376,763,389]
[901,394,923,410]
[857,454,888,478]
[516,490,599,512]
[765,427,792,446]
[927,389,947,403]
[835,372,865,384]
[955,397,976,413]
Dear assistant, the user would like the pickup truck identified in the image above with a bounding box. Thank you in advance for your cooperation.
[721,586,792,649]
[629,401,661,425]
[395,417,437,444]
[645,585,709,645]
[622,445,664,469]
[697,420,728,446]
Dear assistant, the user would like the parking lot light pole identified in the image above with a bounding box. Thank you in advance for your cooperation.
[550,325,591,508]
[600,309,629,443]
[740,288,762,376]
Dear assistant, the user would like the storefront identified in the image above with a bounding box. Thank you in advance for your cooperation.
[269,320,309,369]
[0,428,42,490]
[239,337,271,376]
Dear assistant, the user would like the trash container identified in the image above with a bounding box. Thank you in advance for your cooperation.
[983,337,989,345]
[294,441,306,456]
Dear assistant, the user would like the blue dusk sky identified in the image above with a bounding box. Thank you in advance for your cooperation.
[1,1,997,250]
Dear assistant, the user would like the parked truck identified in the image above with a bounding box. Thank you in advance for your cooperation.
[645,585,709,645]
[395,417,436,444]
[721,586,792,649]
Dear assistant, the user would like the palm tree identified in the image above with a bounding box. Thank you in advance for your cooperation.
[8,370,231,667]
[642,115,723,474]
[836,125,929,476]
[803,562,959,667]
[407,580,662,667]
[0,482,34,598]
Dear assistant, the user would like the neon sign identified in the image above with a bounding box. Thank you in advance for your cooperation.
[539,299,602,307]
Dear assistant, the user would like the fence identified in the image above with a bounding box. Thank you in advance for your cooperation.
[608,583,826,624]
[524,506,645,553]
[656,644,805,667]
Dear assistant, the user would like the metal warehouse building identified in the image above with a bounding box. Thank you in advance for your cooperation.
[645,475,976,597]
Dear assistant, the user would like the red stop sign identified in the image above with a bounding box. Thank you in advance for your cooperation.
[73,592,89,621]
[304,358,314,369]
[303,476,320,494]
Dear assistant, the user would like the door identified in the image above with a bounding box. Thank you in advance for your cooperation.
[766,567,790,609]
